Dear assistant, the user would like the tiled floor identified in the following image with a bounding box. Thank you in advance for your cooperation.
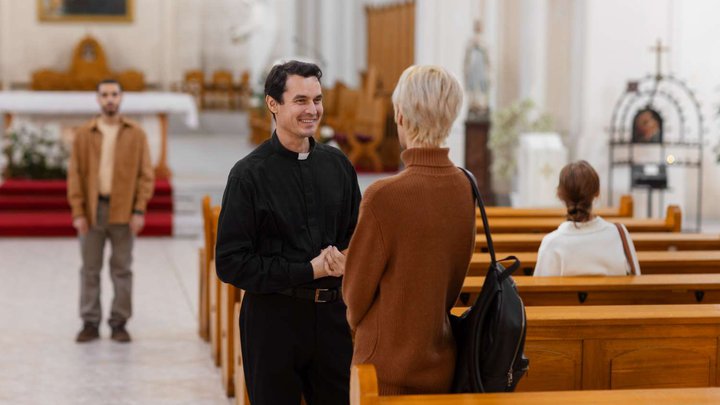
[0,238,231,405]
[0,113,396,404]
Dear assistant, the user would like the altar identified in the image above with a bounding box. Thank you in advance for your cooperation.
[0,91,198,179]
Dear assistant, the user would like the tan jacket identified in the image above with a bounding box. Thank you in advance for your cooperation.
[67,116,154,225]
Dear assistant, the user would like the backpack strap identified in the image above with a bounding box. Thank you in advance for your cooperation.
[614,222,637,275]
[458,167,496,264]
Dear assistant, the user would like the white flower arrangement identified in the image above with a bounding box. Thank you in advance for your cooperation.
[488,99,553,183]
[2,122,68,179]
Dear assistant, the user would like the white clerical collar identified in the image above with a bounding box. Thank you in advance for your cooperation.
[298,152,310,160]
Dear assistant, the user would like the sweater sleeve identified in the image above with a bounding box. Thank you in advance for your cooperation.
[343,203,387,330]
[534,236,560,277]
[215,175,314,293]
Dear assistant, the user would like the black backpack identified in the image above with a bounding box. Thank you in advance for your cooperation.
[451,168,529,393]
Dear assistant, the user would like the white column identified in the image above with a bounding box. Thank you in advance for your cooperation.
[518,0,548,109]
[415,0,473,165]
[161,0,176,90]
[0,0,12,90]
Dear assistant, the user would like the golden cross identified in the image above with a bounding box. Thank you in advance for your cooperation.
[540,163,554,179]
[650,38,669,80]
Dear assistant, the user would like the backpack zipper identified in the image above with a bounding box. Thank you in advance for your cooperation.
[506,305,526,388]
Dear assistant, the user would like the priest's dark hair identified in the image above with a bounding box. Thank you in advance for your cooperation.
[96,79,123,93]
[264,60,322,104]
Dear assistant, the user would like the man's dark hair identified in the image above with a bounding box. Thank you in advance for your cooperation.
[97,79,123,93]
[264,60,322,104]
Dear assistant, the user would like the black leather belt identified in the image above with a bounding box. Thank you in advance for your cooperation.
[98,195,110,202]
[278,287,342,303]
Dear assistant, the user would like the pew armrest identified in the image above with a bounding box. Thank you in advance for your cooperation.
[351,364,379,405]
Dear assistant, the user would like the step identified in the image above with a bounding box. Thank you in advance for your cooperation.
[0,179,173,196]
[0,211,172,237]
[0,195,174,211]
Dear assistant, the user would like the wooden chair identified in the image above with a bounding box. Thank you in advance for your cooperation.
[351,364,720,404]
[117,69,145,92]
[208,69,235,109]
[347,96,387,172]
[237,71,252,110]
[325,86,360,153]
[31,69,69,91]
[184,70,205,109]
[31,35,145,91]
[248,106,273,145]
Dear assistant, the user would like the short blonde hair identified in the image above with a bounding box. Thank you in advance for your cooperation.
[391,65,463,146]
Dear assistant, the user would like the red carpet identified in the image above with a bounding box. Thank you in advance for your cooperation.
[0,179,173,237]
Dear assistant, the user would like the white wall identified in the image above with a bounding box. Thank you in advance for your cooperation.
[0,0,295,89]
[0,0,168,86]
[572,0,720,226]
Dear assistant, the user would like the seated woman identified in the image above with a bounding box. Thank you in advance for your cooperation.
[534,160,641,276]
[342,65,476,395]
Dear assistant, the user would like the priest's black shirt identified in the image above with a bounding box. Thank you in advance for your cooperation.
[216,133,361,293]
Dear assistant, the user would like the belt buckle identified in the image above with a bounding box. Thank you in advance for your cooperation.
[314,288,330,303]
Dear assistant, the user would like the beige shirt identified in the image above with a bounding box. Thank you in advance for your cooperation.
[97,119,120,196]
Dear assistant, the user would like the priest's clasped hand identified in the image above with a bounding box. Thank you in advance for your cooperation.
[311,246,347,279]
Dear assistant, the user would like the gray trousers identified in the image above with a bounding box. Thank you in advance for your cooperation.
[79,200,134,327]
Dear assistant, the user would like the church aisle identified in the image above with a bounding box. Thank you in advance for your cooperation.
[0,237,231,405]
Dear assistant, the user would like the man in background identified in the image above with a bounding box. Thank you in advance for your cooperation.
[67,79,154,343]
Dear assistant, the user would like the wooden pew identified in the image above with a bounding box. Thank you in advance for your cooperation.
[475,232,720,252]
[198,195,213,341]
[469,250,720,276]
[447,304,720,391]
[462,275,720,305]
[351,364,720,404]
[220,282,240,396]
[233,301,250,405]
[477,205,681,233]
[209,206,222,366]
[481,195,633,218]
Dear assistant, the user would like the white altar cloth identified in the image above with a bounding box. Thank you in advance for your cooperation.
[0,91,198,128]
[0,91,198,173]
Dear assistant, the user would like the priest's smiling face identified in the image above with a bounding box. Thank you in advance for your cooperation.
[97,82,123,117]
[268,74,323,148]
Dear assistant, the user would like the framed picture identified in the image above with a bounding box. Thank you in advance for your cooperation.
[37,0,134,23]
[631,107,663,144]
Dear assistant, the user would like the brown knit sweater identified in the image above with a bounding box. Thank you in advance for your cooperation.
[343,147,476,395]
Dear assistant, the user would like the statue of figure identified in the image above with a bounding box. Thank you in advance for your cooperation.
[464,20,491,120]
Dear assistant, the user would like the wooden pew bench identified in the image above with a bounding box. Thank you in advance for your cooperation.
[480,195,633,219]
[461,274,720,305]
[351,364,720,404]
[449,304,720,391]
[477,205,681,233]
[475,232,720,253]
[469,250,720,276]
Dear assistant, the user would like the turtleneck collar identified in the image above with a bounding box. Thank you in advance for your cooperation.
[271,131,316,160]
[400,147,453,168]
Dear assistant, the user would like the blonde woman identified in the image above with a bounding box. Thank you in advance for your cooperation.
[342,65,476,395]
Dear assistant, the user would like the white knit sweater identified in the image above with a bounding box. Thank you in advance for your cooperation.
[534,217,641,277]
